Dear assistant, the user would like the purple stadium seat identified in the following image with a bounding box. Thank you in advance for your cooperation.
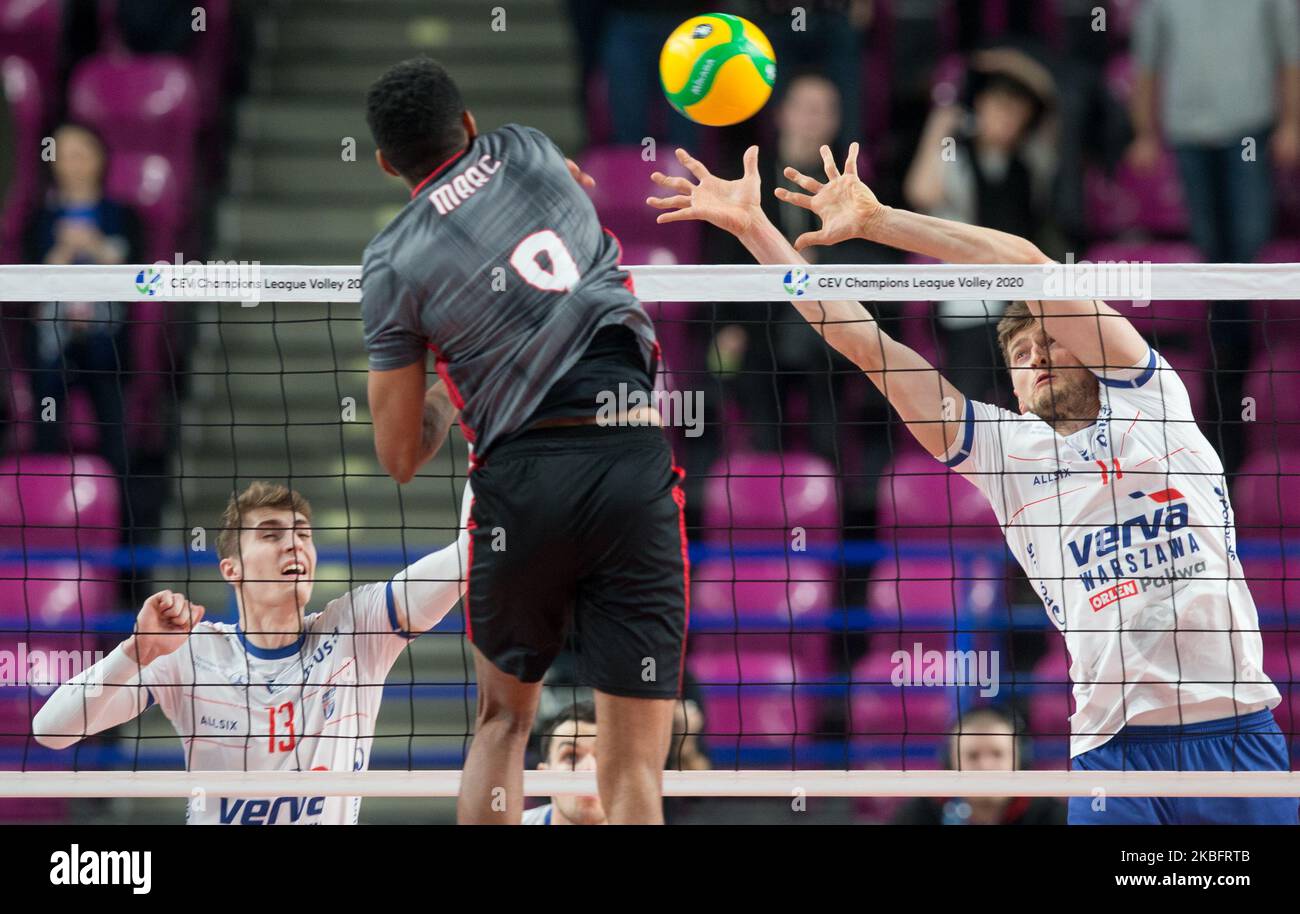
[578,146,700,260]
[0,454,120,550]
[848,650,954,769]
[876,451,998,540]
[867,556,1007,626]
[188,0,232,130]
[691,559,835,674]
[68,54,201,189]
[123,300,180,457]
[1107,0,1144,46]
[0,55,44,263]
[1232,448,1300,534]
[0,0,58,121]
[97,0,230,138]
[1256,239,1300,265]
[1234,449,1300,627]
[1243,345,1300,452]
[3,369,104,454]
[0,562,117,626]
[895,300,943,366]
[105,152,185,263]
[1084,153,1189,239]
[689,651,819,748]
[1276,168,1300,237]
[702,451,839,547]
[1089,53,1189,237]
[1026,643,1072,761]
[1263,639,1299,733]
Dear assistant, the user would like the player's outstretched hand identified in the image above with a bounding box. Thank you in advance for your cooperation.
[774,142,884,251]
[647,145,765,239]
[128,589,205,667]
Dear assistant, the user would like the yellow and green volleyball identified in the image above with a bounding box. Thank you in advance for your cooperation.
[659,13,776,127]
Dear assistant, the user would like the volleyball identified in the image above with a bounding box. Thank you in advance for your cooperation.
[659,13,776,127]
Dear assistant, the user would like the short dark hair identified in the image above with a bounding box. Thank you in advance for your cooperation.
[536,699,597,765]
[996,300,1036,365]
[947,705,1030,770]
[365,57,467,183]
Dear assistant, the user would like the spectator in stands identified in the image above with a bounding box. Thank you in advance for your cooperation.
[524,700,608,825]
[1128,0,1300,473]
[599,1,703,147]
[903,48,1057,402]
[709,73,888,466]
[22,123,141,479]
[750,0,873,147]
[892,706,1066,825]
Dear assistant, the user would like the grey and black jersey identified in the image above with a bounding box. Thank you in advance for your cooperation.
[361,123,658,457]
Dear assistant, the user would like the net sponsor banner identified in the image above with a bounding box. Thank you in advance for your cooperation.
[2,262,1300,302]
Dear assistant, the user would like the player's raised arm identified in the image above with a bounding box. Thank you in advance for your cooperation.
[368,370,459,484]
[32,590,204,749]
[648,145,967,460]
[775,143,1149,372]
[388,475,473,635]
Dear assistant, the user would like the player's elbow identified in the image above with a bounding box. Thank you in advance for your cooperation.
[33,731,75,751]
[377,441,418,484]
[31,713,76,750]
[387,461,417,485]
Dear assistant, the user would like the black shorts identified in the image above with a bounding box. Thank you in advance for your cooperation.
[465,424,689,698]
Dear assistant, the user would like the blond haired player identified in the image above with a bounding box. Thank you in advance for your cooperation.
[649,143,1294,825]
[34,473,472,825]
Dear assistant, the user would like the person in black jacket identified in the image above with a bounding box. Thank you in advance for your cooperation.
[23,123,142,478]
[893,706,1067,825]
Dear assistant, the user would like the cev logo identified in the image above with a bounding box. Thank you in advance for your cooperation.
[783,267,809,297]
[134,268,162,296]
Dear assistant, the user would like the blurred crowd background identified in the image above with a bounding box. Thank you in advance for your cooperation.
[0,0,1298,824]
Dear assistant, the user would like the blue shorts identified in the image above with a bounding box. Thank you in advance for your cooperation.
[1068,709,1298,825]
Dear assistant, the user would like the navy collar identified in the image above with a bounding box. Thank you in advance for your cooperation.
[236,624,307,660]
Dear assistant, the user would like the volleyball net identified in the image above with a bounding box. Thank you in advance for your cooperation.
[1,261,1299,818]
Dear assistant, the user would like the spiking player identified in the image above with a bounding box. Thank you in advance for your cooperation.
[360,57,688,825]
[34,474,472,825]
[649,142,1295,825]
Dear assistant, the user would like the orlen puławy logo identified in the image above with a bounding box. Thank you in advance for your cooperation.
[134,268,162,296]
[783,267,809,297]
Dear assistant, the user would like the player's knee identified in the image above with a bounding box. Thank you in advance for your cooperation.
[473,703,535,741]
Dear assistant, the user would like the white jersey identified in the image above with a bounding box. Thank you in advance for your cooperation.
[941,347,1280,756]
[522,803,554,825]
[139,580,413,824]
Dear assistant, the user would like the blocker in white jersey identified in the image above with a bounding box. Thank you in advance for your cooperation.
[685,140,1293,822]
[941,347,1280,757]
[33,476,473,824]
[139,581,410,825]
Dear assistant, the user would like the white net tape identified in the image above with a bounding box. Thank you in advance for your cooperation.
[4,261,1297,802]
[1,262,1299,302]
